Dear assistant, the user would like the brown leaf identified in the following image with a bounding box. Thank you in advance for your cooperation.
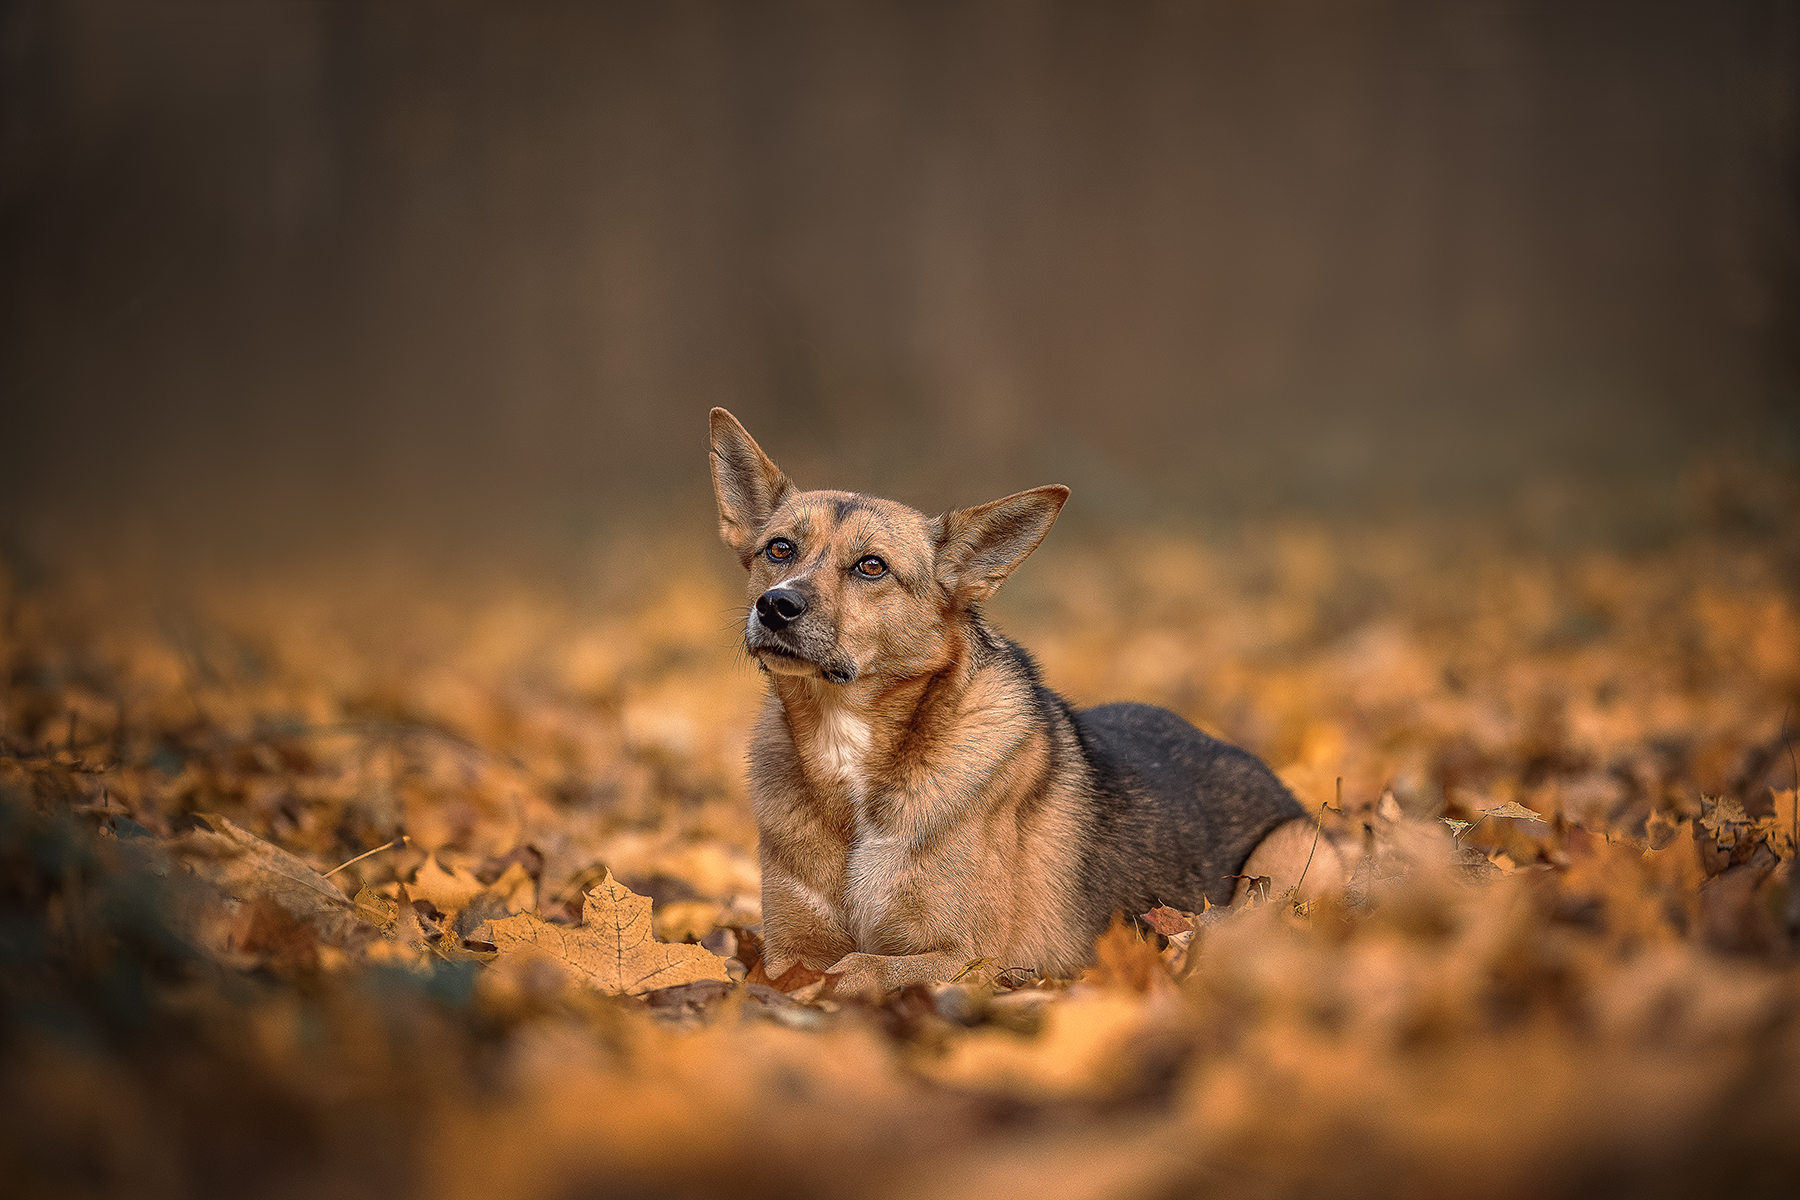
[482,870,730,996]
[173,813,355,941]
[1700,796,1751,849]
[1759,788,1796,860]
[1376,790,1404,823]
[1479,801,1547,823]
[430,935,499,964]
[1141,905,1198,938]
[234,894,319,969]
[453,861,538,937]
[353,886,400,935]
[409,853,486,913]
[748,958,827,995]
[483,861,537,913]
[1645,808,1686,852]
[391,886,428,950]
[1082,915,1168,994]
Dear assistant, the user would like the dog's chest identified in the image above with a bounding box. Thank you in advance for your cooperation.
[802,706,919,945]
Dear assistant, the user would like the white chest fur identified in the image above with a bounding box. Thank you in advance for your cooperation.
[800,699,909,944]
[810,703,872,793]
[845,820,908,944]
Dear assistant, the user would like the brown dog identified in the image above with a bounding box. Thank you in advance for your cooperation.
[710,409,1339,995]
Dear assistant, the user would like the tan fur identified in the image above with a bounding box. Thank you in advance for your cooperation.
[747,615,1095,991]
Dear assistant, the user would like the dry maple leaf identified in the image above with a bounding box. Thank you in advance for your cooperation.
[1699,796,1751,848]
[483,870,730,995]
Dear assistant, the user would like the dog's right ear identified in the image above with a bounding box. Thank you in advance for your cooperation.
[710,408,795,561]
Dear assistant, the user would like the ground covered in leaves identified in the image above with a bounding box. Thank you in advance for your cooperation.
[3,478,1799,1199]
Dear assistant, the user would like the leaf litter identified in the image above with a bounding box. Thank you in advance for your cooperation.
[1,488,1798,1199]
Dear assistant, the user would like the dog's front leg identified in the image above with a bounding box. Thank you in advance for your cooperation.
[759,872,857,984]
[823,951,999,997]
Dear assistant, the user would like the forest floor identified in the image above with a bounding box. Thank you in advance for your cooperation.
[3,471,1798,1200]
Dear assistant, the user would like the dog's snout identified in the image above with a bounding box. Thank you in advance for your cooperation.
[755,587,808,632]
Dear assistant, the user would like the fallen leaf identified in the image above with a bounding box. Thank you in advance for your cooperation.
[1141,905,1198,937]
[483,870,730,995]
[1377,790,1404,823]
[354,886,400,935]
[1700,796,1751,848]
[485,861,538,913]
[410,853,486,912]
[454,861,539,936]
[173,813,355,941]
[1758,788,1796,860]
[1480,801,1547,822]
[392,886,428,949]
[1645,808,1685,851]
[653,898,722,943]
[1082,916,1168,993]
[233,894,319,969]
[749,958,827,996]
[430,935,499,964]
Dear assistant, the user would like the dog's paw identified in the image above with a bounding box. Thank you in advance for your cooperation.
[822,951,996,997]
[821,952,898,999]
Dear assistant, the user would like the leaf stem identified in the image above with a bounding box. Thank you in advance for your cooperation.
[325,835,410,878]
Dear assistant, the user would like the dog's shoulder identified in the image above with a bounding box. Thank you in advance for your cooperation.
[963,613,1063,708]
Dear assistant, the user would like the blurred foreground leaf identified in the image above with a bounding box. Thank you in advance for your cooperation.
[172,812,354,941]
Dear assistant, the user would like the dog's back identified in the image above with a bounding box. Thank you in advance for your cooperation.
[1073,702,1308,920]
[977,637,1310,934]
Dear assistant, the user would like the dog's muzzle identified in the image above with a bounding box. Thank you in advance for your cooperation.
[745,589,856,685]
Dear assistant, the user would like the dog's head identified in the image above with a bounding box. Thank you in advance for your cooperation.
[709,408,1067,686]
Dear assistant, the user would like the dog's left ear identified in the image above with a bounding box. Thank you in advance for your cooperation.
[710,408,795,561]
[933,485,1069,602]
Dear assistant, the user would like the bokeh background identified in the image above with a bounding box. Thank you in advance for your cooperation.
[4,0,1797,560]
[5,10,1800,1197]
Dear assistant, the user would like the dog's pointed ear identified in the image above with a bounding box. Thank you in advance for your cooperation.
[933,485,1069,602]
[710,408,795,560]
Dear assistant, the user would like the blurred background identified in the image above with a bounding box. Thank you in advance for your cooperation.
[2,0,1797,559]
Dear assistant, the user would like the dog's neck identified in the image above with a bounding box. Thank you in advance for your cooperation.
[768,620,979,802]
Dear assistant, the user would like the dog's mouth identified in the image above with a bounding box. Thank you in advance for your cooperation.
[746,639,857,685]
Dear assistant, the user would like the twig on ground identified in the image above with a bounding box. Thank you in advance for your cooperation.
[1292,777,1340,900]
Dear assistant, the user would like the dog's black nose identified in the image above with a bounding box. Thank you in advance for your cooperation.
[755,587,807,632]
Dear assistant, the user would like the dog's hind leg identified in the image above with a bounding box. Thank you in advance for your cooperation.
[1235,817,1344,905]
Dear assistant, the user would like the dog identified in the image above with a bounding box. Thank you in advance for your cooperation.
[710,408,1340,995]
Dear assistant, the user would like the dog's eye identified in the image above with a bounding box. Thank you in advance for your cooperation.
[765,538,795,563]
[854,556,888,579]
